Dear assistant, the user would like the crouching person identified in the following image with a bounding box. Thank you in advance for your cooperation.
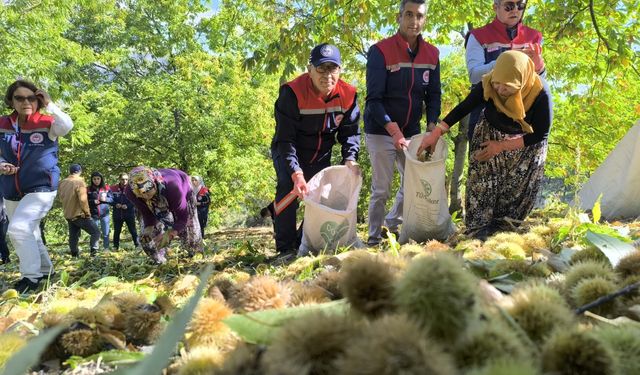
[125,166,203,264]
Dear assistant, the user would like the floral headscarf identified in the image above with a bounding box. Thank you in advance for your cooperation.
[129,166,164,198]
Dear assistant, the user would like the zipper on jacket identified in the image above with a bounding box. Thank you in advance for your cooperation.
[401,62,415,131]
[309,111,328,164]
[14,128,22,197]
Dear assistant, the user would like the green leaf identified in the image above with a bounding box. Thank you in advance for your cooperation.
[585,231,636,267]
[65,351,146,369]
[223,300,349,345]
[113,265,213,375]
[2,326,65,375]
[93,276,121,287]
[592,193,603,223]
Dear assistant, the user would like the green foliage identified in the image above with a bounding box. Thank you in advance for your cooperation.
[2,326,66,375]
[1,0,639,227]
[222,300,348,345]
[114,265,213,375]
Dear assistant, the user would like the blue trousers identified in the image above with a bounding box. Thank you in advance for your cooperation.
[272,153,329,253]
[93,215,110,249]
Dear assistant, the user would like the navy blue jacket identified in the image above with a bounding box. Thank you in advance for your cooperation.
[110,183,136,220]
[271,73,361,176]
[364,33,441,138]
[0,112,60,200]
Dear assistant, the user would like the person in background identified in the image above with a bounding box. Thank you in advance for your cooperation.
[0,197,9,264]
[271,43,361,257]
[190,176,211,239]
[465,0,548,139]
[364,0,441,246]
[0,80,73,292]
[88,171,113,250]
[58,164,100,257]
[418,51,552,240]
[125,166,203,264]
[110,173,139,250]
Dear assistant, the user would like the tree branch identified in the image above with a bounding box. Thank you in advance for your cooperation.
[575,281,640,315]
[589,0,610,52]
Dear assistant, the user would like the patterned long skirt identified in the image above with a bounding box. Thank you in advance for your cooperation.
[465,116,548,231]
[140,191,203,264]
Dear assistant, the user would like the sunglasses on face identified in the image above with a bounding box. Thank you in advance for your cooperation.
[13,95,38,103]
[503,1,526,11]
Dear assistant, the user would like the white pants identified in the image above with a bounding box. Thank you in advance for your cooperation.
[5,191,57,282]
[366,134,405,242]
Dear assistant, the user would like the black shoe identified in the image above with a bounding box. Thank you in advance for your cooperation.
[469,225,499,241]
[381,227,400,241]
[269,249,297,264]
[13,277,41,293]
[38,272,56,282]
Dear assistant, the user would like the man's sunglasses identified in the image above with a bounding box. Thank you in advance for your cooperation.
[13,95,38,103]
[503,1,526,11]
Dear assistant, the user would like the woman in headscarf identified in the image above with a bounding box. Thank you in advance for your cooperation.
[418,50,552,239]
[124,166,203,263]
[190,175,211,239]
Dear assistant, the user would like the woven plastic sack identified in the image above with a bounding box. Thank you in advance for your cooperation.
[399,133,455,243]
[299,166,363,255]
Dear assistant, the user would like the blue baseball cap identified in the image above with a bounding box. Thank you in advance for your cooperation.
[69,163,82,174]
[309,43,341,67]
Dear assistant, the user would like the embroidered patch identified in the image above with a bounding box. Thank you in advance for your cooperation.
[422,70,430,84]
[334,114,344,126]
[387,64,401,72]
[29,133,44,144]
[487,47,500,53]
[321,45,333,57]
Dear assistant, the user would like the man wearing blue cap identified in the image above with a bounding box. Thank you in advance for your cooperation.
[58,163,101,257]
[270,43,361,257]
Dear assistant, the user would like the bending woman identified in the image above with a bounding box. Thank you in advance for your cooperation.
[418,51,552,239]
[125,166,203,264]
[0,80,73,292]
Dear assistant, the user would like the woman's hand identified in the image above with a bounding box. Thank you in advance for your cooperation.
[35,89,51,107]
[0,163,19,175]
[416,127,442,157]
[474,141,503,162]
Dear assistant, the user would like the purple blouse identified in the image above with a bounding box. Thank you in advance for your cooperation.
[125,168,193,232]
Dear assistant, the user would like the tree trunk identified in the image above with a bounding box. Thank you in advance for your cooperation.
[449,115,469,214]
[173,109,189,172]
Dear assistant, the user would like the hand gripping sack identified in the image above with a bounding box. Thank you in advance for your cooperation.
[399,133,455,243]
[299,166,363,255]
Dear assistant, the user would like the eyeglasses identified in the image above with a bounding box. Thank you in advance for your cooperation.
[13,95,38,103]
[315,64,340,74]
[503,1,526,11]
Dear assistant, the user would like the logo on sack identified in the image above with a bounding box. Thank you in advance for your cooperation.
[320,219,350,249]
[334,114,344,126]
[420,179,432,197]
[416,179,439,203]
[30,133,44,144]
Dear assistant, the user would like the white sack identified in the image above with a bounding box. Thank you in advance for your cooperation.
[399,133,455,243]
[578,122,640,219]
[299,166,363,255]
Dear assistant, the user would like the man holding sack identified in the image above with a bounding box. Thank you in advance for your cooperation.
[270,43,361,257]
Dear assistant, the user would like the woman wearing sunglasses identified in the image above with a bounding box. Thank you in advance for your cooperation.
[465,0,548,139]
[124,166,203,264]
[418,51,552,240]
[0,80,73,292]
